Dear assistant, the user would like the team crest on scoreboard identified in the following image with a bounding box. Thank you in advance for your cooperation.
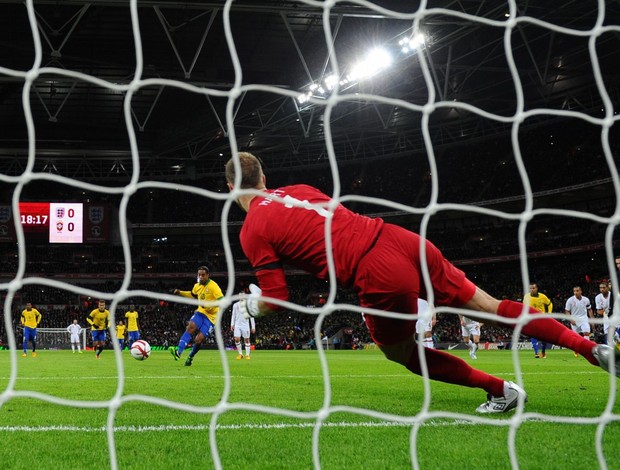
[89,206,104,223]
[0,206,11,223]
[56,207,65,219]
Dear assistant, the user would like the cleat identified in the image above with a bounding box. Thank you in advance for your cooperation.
[32,352,37,358]
[245,356,251,360]
[236,354,243,360]
[573,352,580,358]
[96,355,100,360]
[541,353,546,358]
[170,348,180,361]
[593,344,620,378]
[21,353,27,357]
[469,350,477,359]
[476,381,527,413]
[534,354,540,359]
[79,351,83,354]
[184,357,193,367]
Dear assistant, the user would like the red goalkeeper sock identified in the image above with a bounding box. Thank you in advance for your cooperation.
[406,347,505,397]
[497,299,597,365]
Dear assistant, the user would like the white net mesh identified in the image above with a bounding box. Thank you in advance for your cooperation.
[1,1,619,468]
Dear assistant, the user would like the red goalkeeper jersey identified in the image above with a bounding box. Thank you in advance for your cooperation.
[240,184,383,303]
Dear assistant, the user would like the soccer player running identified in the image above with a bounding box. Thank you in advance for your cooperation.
[231,294,256,359]
[67,319,83,353]
[522,283,553,358]
[459,314,481,359]
[226,152,620,414]
[564,286,594,357]
[87,299,110,359]
[20,302,41,357]
[124,304,140,349]
[169,266,224,366]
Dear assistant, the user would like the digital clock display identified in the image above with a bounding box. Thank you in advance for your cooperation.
[19,202,83,243]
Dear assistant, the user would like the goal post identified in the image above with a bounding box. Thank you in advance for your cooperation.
[33,328,88,351]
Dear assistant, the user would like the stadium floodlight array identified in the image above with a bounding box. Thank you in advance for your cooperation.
[0,0,619,469]
[297,32,426,104]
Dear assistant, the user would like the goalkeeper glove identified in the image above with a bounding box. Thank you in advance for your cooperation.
[240,283,262,319]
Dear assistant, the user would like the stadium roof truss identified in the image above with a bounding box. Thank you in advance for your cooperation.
[0,0,618,181]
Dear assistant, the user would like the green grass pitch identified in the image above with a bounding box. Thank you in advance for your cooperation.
[1,347,619,469]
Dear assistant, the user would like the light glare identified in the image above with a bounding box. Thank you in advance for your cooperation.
[349,47,393,81]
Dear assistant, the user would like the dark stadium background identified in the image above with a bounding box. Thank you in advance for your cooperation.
[0,0,618,349]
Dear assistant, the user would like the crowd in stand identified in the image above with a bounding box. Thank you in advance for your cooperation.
[0,246,615,351]
[0,122,617,350]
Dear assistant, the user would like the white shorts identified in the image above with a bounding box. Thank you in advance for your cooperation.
[70,334,80,343]
[461,323,480,338]
[571,318,591,335]
[416,319,433,334]
[233,326,251,339]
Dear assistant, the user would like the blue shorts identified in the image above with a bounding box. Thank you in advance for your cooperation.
[128,331,140,342]
[24,327,37,342]
[91,330,106,342]
[189,312,214,338]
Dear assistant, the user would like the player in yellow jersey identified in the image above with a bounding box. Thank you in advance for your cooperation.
[115,320,127,350]
[87,300,110,359]
[20,302,41,357]
[523,283,553,358]
[169,266,224,366]
[124,304,140,349]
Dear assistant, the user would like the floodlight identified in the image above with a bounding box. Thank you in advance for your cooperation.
[349,47,393,81]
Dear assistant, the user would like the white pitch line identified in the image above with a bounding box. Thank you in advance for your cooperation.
[0,419,507,433]
[0,371,604,381]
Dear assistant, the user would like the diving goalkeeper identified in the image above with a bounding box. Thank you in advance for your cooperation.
[226,152,620,414]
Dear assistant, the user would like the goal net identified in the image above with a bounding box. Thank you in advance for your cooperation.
[0,0,619,469]
[32,328,88,351]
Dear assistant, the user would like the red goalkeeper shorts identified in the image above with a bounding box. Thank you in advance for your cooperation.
[353,223,476,346]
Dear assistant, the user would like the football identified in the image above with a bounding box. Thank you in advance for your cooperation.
[130,340,151,360]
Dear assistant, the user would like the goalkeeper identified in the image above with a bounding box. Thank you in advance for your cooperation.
[226,152,620,414]
[169,266,224,366]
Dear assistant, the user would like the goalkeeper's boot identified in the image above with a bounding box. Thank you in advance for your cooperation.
[184,356,193,367]
[476,381,527,413]
[170,348,180,361]
[32,352,37,358]
[593,344,620,378]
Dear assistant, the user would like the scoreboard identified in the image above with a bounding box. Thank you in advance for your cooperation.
[0,202,109,244]
[20,202,83,243]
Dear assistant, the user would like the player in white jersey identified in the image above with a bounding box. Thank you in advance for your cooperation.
[66,319,83,353]
[231,297,256,359]
[459,314,481,359]
[565,286,594,357]
[415,299,436,349]
[595,281,612,341]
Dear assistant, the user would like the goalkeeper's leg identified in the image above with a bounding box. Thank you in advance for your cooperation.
[379,337,506,397]
[465,289,598,365]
